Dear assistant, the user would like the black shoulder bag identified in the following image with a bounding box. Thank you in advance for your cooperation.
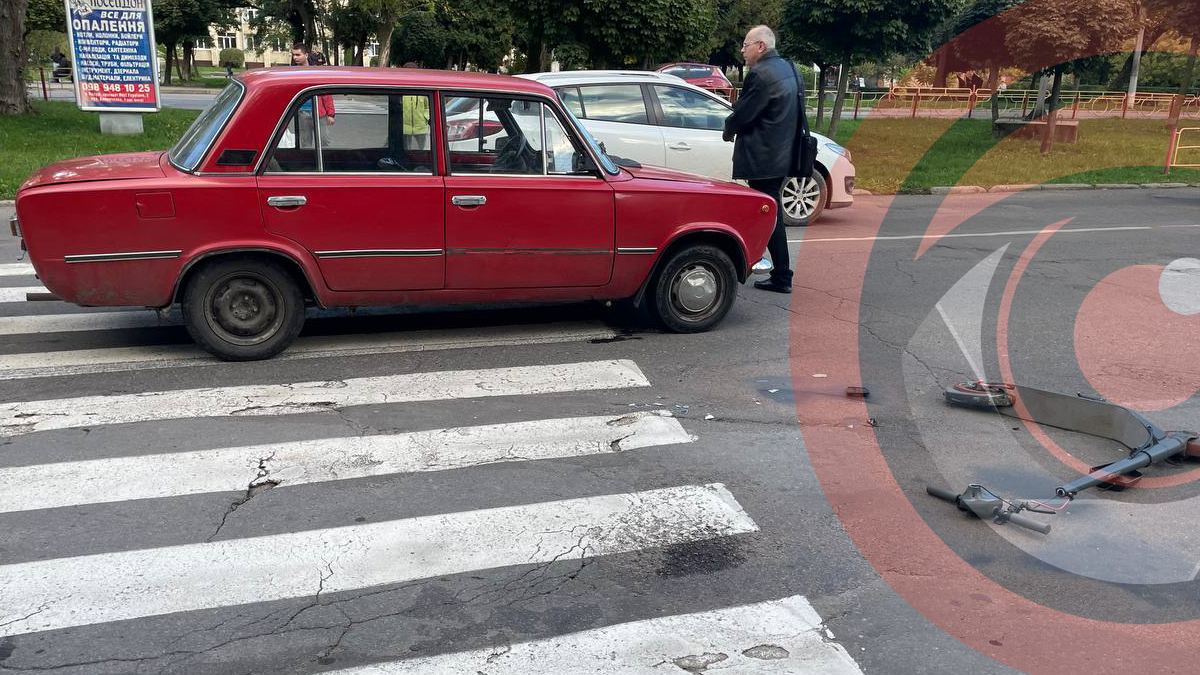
[789,62,817,179]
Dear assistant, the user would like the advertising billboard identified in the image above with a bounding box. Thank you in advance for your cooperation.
[64,0,161,113]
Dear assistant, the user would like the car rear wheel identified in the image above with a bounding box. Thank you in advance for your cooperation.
[781,172,827,227]
[650,244,738,333]
[182,257,306,361]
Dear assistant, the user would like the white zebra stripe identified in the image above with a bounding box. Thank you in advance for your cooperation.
[0,360,650,437]
[0,323,619,379]
[0,412,691,514]
[0,286,48,303]
[0,263,35,277]
[0,484,757,638]
[0,309,176,336]
[325,595,864,674]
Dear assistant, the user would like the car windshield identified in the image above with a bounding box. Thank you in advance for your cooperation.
[168,81,244,171]
[559,99,619,175]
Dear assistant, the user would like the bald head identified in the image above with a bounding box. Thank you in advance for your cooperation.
[742,25,776,67]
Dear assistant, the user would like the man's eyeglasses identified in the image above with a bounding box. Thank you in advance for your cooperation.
[742,40,763,49]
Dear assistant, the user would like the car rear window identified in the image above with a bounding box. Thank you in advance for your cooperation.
[168,81,244,171]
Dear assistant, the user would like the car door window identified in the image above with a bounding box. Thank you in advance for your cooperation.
[543,107,595,175]
[654,86,729,131]
[577,85,648,124]
[557,87,584,117]
[444,95,546,175]
[264,91,435,174]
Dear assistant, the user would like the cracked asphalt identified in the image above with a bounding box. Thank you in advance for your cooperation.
[1,188,1198,674]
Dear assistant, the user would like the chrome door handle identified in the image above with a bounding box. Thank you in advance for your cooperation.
[452,195,487,207]
[668,142,691,151]
[267,195,307,208]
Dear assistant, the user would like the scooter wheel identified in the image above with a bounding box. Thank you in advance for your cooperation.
[944,381,1013,409]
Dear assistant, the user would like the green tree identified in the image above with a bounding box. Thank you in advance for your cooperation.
[437,0,515,71]
[256,0,317,46]
[1144,0,1200,100]
[155,0,235,84]
[351,0,430,68]
[507,0,583,73]
[577,0,717,69]
[1004,0,1136,116]
[327,2,375,65]
[389,9,444,66]
[948,0,1020,90]
[782,0,963,137]
[710,0,781,80]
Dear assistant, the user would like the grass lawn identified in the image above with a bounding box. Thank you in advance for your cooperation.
[824,117,1200,193]
[1,101,199,199]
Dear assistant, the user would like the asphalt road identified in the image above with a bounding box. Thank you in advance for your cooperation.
[0,188,1197,674]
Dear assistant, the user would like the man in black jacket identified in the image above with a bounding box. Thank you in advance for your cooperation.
[723,25,798,293]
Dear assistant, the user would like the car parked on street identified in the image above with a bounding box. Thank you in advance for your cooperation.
[521,70,855,227]
[12,68,777,361]
[656,63,734,97]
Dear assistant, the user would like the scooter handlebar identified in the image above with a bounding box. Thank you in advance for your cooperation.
[926,485,959,503]
[1005,511,1051,535]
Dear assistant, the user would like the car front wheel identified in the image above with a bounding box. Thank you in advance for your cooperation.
[781,172,827,227]
[182,257,306,361]
[650,244,738,333]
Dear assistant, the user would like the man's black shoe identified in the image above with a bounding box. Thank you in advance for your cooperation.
[753,279,791,293]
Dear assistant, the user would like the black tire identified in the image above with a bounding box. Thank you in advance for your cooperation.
[181,256,306,361]
[649,244,738,333]
[781,171,827,227]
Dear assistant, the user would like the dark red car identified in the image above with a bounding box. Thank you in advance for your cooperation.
[656,63,734,96]
[13,68,775,361]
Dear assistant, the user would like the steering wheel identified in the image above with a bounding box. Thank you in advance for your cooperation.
[490,135,537,174]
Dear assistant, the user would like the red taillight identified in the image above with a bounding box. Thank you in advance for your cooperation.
[447,120,504,142]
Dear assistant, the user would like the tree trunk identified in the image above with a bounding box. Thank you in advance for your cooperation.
[815,64,827,131]
[1177,34,1199,99]
[1047,66,1063,113]
[933,49,949,88]
[1109,22,1166,90]
[986,60,998,91]
[354,37,366,66]
[377,23,395,67]
[163,44,174,85]
[183,41,194,81]
[1029,73,1049,119]
[1040,69,1064,155]
[0,0,33,114]
[826,51,852,139]
[523,36,544,74]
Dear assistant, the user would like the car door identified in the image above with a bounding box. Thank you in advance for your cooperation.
[442,93,614,289]
[556,84,665,168]
[649,84,735,181]
[257,90,445,292]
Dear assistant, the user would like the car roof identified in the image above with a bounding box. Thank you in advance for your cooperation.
[520,71,729,106]
[517,70,687,86]
[238,67,556,97]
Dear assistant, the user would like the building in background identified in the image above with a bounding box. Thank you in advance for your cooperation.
[191,9,378,68]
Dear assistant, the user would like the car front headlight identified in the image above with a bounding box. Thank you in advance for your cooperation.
[822,141,851,162]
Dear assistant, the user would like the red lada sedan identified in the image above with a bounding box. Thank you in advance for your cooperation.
[12,68,775,361]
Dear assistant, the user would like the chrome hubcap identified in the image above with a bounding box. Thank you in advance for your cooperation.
[781,176,821,219]
[674,265,718,313]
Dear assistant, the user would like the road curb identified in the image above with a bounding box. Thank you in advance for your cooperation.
[931,183,1197,195]
[0,200,14,207]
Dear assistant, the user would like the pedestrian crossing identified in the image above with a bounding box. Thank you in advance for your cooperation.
[0,265,865,673]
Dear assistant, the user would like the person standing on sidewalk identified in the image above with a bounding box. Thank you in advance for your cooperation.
[723,25,798,294]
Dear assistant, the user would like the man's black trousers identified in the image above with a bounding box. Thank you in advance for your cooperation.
[747,177,792,284]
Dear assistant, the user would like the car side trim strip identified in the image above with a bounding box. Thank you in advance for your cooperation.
[315,249,444,258]
[616,248,657,254]
[64,250,184,264]
[447,248,612,255]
